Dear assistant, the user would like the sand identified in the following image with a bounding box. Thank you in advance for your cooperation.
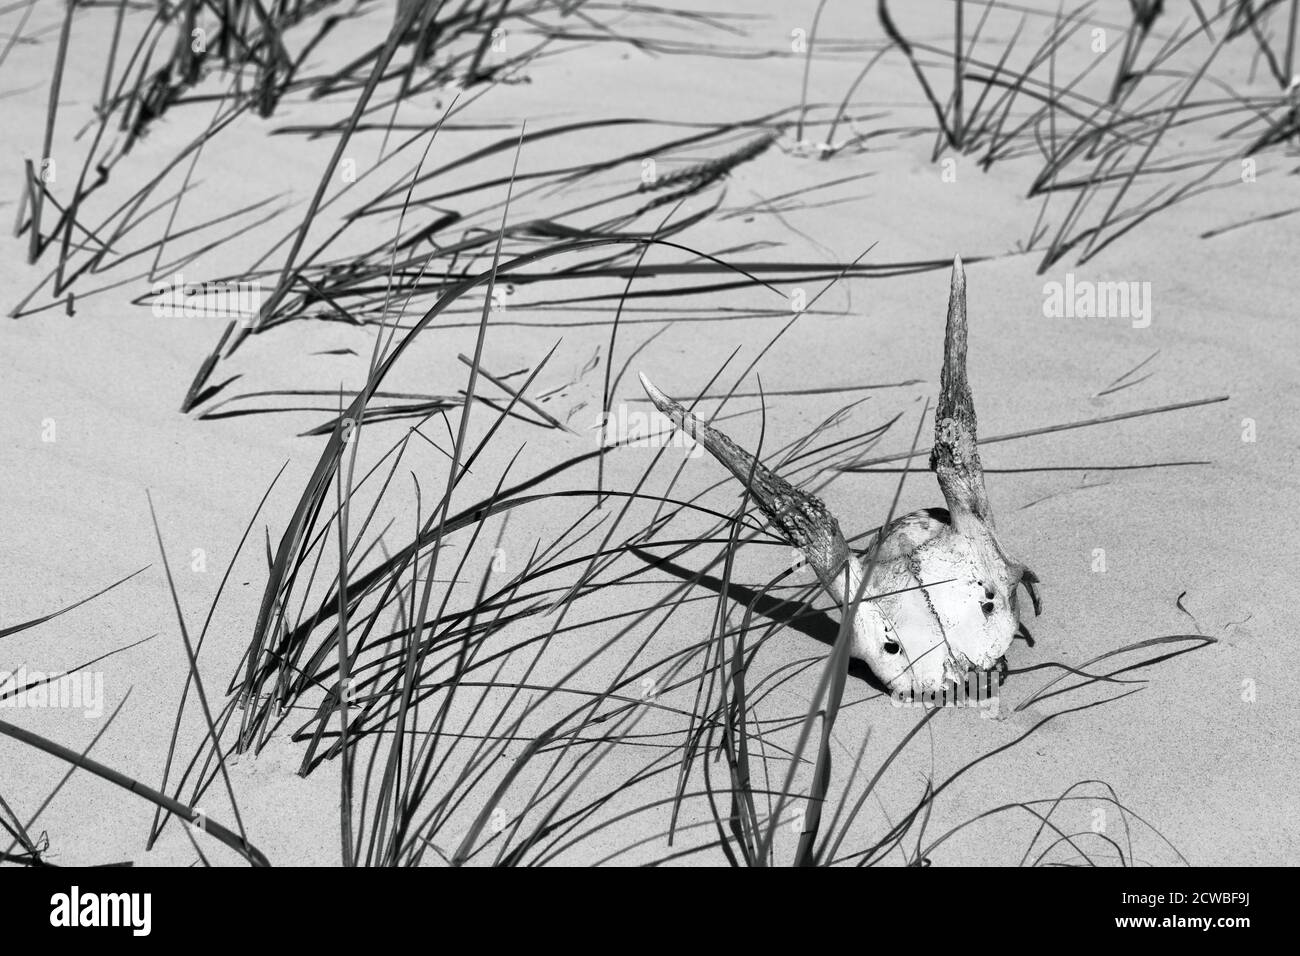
[1,0,1296,866]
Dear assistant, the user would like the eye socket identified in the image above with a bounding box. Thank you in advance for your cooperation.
[981,601,995,616]
[883,641,901,654]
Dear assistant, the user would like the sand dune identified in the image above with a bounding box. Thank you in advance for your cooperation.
[1,0,1296,867]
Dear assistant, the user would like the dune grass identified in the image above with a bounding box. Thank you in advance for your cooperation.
[128,188,1212,865]
[873,0,1300,269]
[0,569,269,867]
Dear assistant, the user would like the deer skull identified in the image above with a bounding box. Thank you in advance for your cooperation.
[639,257,1040,697]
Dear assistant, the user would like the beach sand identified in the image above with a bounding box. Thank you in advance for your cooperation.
[1,0,1296,866]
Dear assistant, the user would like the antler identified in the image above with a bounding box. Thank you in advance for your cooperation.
[931,256,994,533]
[637,374,904,687]
[637,374,853,586]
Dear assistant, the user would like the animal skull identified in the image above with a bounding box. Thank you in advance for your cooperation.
[639,257,1040,697]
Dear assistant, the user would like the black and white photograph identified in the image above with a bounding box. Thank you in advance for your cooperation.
[0,0,1291,914]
